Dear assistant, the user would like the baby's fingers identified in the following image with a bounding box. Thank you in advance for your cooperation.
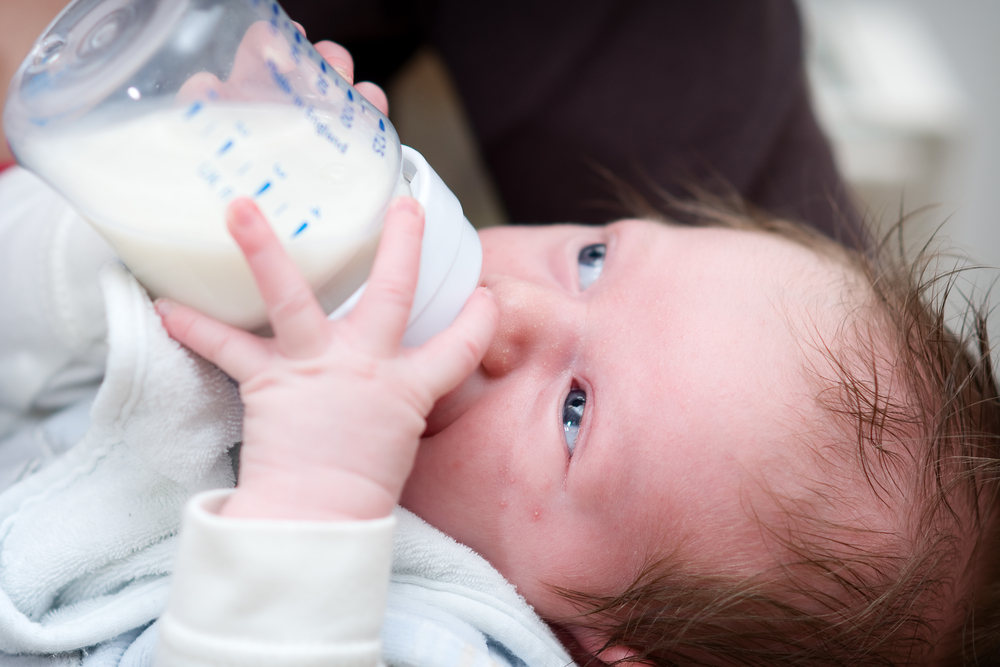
[411,287,498,400]
[347,197,424,356]
[227,199,329,358]
[156,299,269,382]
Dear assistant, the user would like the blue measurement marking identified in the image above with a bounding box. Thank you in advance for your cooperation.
[321,61,328,73]
[274,202,289,216]
[293,222,308,237]
[347,89,354,102]
[311,207,321,218]
[185,101,203,118]
[272,3,278,15]
[255,182,271,197]
[218,140,233,155]
[294,31,302,43]
[379,119,385,131]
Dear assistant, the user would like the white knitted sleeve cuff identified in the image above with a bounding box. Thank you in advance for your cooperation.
[157,489,396,667]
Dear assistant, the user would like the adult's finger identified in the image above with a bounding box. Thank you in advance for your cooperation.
[356,82,389,116]
[346,197,424,356]
[314,40,354,83]
[156,298,269,383]
[226,199,329,358]
[410,288,498,399]
[312,41,388,115]
[176,71,223,105]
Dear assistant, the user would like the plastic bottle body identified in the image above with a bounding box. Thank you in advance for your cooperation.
[5,0,404,330]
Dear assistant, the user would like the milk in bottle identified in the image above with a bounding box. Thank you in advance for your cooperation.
[18,101,397,329]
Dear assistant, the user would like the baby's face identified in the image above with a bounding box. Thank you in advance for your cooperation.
[400,220,849,620]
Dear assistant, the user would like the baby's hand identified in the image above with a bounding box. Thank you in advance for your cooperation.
[156,198,498,522]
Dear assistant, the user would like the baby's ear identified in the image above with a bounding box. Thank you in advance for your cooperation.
[565,626,646,666]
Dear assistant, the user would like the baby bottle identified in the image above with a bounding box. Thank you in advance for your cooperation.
[3,0,481,345]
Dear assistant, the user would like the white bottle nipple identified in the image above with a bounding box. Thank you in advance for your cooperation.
[328,146,482,347]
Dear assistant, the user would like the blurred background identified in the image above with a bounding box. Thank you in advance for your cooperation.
[799,0,998,260]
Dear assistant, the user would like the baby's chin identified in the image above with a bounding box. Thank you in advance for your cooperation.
[422,367,488,438]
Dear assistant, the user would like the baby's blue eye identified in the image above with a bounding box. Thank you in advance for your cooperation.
[578,243,606,290]
[563,388,586,455]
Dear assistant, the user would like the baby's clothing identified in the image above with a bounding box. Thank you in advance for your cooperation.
[0,168,573,667]
[160,490,570,667]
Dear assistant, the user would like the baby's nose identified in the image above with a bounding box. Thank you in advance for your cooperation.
[479,277,579,377]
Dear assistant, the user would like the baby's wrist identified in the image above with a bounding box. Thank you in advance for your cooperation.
[219,468,396,522]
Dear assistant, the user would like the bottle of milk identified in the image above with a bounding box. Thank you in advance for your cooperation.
[4,0,481,344]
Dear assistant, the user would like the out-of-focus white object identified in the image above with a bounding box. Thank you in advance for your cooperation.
[800,0,970,234]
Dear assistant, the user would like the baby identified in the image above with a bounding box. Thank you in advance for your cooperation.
[151,183,1000,667]
[0,38,996,667]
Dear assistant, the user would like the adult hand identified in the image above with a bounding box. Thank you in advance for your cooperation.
[178,24,389,116]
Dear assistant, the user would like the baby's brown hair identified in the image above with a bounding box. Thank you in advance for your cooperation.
[556,196,1000,666]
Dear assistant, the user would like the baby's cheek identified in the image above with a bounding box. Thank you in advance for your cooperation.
[513,509,642,602]
[400,440,510,553]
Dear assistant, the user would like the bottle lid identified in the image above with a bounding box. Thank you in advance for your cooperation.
[329,146,482,347]
[6,0,190,126]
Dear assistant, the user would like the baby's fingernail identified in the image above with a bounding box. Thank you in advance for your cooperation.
[154,298,174,318]
[393,197,422,216]
[227,199,258,227]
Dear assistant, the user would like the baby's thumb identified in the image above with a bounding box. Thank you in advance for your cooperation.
[412,287,498,399]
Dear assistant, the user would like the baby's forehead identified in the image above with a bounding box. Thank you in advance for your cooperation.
[688,222,866,324]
